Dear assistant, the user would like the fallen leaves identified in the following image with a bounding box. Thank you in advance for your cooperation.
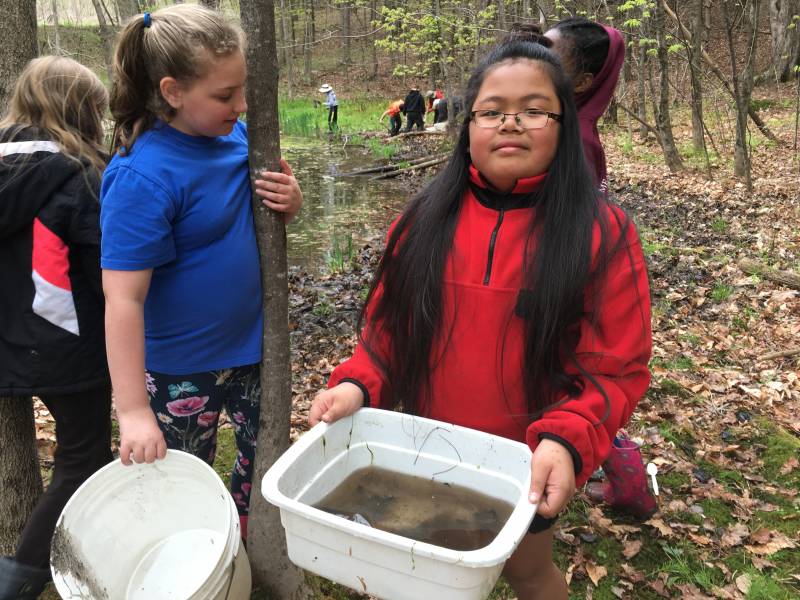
[744,529,797,556]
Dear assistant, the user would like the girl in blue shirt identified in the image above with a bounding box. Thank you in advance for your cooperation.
[100,4,302,539]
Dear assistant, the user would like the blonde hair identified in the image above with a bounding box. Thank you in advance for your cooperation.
[110,4,245,154]
[0,56,108,173]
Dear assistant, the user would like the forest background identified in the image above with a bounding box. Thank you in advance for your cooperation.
[1,0,799,599]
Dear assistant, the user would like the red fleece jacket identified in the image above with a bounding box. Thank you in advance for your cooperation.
[328,166,652,486]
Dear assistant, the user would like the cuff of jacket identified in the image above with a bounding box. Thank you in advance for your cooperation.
[338,378,371,408]
[538,432,583,476]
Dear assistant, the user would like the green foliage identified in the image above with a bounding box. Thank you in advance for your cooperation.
[712,217,728,232]
[373,2,496,81]
[367,137,399,160]
[711,283,734,302]
[325,234,355,274]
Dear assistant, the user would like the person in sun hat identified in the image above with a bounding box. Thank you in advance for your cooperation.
[318,83,338,131]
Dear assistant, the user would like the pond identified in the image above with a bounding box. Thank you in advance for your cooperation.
[281,136,411,273]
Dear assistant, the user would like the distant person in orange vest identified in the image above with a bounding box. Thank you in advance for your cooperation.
[379,100,404,136]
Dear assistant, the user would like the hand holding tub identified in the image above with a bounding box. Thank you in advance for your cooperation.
[528,440,576,518]
[308,382,364,426]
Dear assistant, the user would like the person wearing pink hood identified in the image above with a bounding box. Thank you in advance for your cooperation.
[546,18,657,520]
[545,18,624,194]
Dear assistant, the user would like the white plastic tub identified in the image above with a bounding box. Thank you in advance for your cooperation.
[261,408,537,600]
[51,449,251,600]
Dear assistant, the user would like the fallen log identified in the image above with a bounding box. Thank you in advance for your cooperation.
[370,156,449,180]
[342,153,449,177]
[756,348,800,362]
[738,258,800,290]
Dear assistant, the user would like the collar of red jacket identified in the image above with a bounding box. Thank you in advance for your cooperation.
[468,164,548,195]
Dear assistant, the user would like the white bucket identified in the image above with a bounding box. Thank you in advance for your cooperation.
[51,449,251,600]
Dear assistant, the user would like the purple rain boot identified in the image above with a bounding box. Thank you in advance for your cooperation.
[586,433,658,519]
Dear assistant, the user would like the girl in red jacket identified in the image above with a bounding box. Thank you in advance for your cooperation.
[309,29,651,600]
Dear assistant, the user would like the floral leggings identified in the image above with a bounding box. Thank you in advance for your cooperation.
[146,364,260,516]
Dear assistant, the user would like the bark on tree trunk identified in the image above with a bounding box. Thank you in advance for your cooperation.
[636,28,649,139]
[341,1,351,69]
[280,0,294,98]
[90,0,115,81]
[0,0,41,555]
[239,0,313,596]
[50,0,62,54]
[0,398,44,554]
[690,0,706,152]
[723,0,759,191]
[0,0,37,112]
[653,0,683,171]
[302,0,312,84]
[768,0,800,82]
[199,0,220,10]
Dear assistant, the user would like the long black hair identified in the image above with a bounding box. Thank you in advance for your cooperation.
[359,32,624,420]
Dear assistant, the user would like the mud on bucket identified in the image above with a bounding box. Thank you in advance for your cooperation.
[51,449,251,600]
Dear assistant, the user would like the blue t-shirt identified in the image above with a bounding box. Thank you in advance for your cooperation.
[100,121,262,374]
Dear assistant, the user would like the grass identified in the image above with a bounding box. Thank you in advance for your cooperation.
[279,96,391,138]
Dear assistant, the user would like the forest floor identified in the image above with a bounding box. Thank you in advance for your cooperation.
[33,77,800,599]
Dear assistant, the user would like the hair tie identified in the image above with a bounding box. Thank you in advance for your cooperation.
[143,12,151,27]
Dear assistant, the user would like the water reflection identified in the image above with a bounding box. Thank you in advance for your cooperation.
[282,137,409,273]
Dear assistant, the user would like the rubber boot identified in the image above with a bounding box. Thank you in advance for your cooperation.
[586,433,657,519]
[0,556,51,600]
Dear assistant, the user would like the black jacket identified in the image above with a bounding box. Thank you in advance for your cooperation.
[0,126,109,396]
[402,90,426,115]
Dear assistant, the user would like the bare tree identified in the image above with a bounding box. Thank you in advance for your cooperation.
[689,0,706,153]
[239,0,313,596]
[723,0,760,191]
[0,0,43,555]
[89,0,115,80]
[653,0,683,171]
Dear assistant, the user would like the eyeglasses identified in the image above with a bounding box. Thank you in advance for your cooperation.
[470,109,562,129]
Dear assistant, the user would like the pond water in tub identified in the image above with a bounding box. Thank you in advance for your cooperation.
[311,467,515,551]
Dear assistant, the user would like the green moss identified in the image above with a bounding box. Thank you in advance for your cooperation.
[746,572,797,600]
[698,498,735,527]
[757,421,800,483]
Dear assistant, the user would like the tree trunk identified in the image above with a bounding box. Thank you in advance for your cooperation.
[238,0,313,597]
[0,0,37,112]
[723,0,759,191]
[0,398,44,554]
[768,0,800,82]
[115,0,139,20]
[90,0,115,81]
[636,29,649,139]
[653,0,683,171]
[302,0,312,84]
[341,1,351,69]
[199,0,220,10]
[690,0,705,152]
[50,0,62,54]
[280,0,294,98]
